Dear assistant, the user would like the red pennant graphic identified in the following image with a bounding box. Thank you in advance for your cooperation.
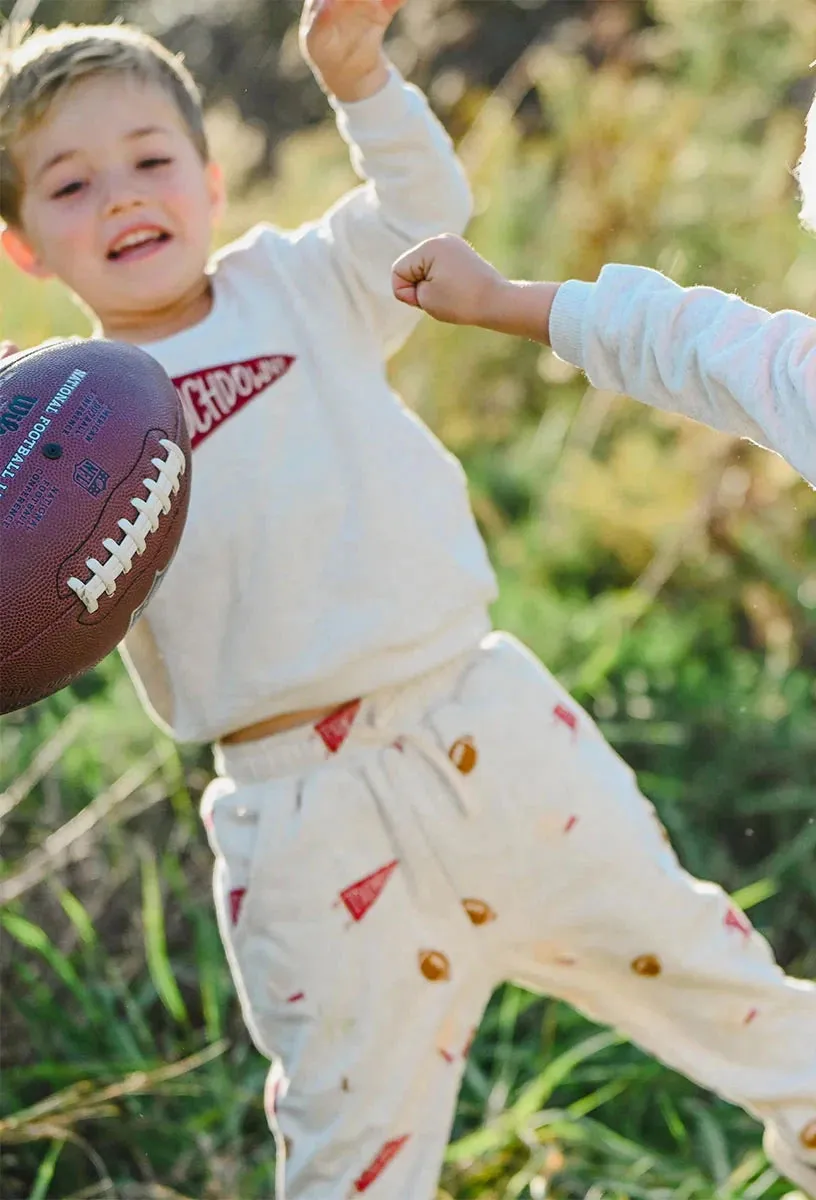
[229,887,246,925]
[744,1007,759,1025]
[564,815,579,833]
[553,704,578,736]
[286,991,305,1004]
[353,1135,410,1193]
[339,860,399,922]
[438,1048,455,1064]
[173,354,296,451]
[724,907,752,939]
[315,699,362,753]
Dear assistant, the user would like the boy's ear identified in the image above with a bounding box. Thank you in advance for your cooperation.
[206,161,226,226]
[1,226,53,278]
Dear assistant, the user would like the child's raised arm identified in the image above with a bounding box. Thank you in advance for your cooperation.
[393,236,816,488]
[287,1,473,359]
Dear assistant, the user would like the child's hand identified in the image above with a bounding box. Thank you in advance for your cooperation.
[393,235,560,345]
[0,340,20,360]
[300,0,405,103]
[392,235,508,327]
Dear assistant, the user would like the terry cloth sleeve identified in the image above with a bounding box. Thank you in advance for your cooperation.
[289,68,473,358]
[549,264,816,488]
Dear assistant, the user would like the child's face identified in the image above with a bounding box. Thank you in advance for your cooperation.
[4,73,224,335]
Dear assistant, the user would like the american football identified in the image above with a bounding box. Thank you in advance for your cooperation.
[0,338,190,713]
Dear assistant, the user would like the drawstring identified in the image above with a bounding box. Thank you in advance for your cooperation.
[349,700,477,819]
[347,703,478,915]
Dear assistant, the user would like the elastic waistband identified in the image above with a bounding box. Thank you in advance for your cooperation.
[213,646,477,785]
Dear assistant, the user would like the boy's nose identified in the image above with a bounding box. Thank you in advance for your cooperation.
[104,192,146,217]
[101,175,148,218]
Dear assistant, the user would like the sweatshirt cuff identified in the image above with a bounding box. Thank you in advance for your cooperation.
[330,67,416,136]
[549,279,594,369]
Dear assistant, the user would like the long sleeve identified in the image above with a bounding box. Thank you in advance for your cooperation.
[289,68,473,358]
[549,264,816,487]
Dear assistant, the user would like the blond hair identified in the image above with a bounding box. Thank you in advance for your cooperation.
[796,90,816,233]
[0,21,208,226]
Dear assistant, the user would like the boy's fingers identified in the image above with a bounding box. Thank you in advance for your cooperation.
[391,273,421,308]
[331,0,402,7]
[308,0,398,18]
[392,247,432,282]
[0,340,20,359]
[301,0,331,29]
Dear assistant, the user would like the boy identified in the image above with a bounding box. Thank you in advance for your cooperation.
[2,5,814,1197]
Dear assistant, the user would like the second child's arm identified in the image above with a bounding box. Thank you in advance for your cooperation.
[393,236,816,488]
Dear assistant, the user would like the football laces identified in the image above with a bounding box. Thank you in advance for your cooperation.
[66,439,186,614]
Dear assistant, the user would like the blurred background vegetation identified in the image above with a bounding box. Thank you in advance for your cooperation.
[1,1,815,1197]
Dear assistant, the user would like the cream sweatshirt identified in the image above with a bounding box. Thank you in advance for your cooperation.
[121,70,497,743]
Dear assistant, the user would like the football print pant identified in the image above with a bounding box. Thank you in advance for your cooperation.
[202,632,816,1199]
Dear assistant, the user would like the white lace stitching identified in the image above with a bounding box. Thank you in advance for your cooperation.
[67,439,186,614]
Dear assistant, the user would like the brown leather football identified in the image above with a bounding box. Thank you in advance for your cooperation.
[0,338,191,713]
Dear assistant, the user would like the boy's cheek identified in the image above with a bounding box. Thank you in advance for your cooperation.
[33,229,96,285]
[14,207,65,265]
[51,223,97,272]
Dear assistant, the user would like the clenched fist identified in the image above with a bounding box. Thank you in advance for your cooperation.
[392,234,559,344]
[391,234,508,326]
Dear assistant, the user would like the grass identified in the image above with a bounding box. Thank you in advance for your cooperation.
[2,1,816,1196]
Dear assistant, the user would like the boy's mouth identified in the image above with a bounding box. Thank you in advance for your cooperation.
[107,228,172,261]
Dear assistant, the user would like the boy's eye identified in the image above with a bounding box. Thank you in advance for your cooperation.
[138,156,172,169]
[52,180,85,199]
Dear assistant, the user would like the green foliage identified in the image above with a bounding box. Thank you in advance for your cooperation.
[1,2,815,1196]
